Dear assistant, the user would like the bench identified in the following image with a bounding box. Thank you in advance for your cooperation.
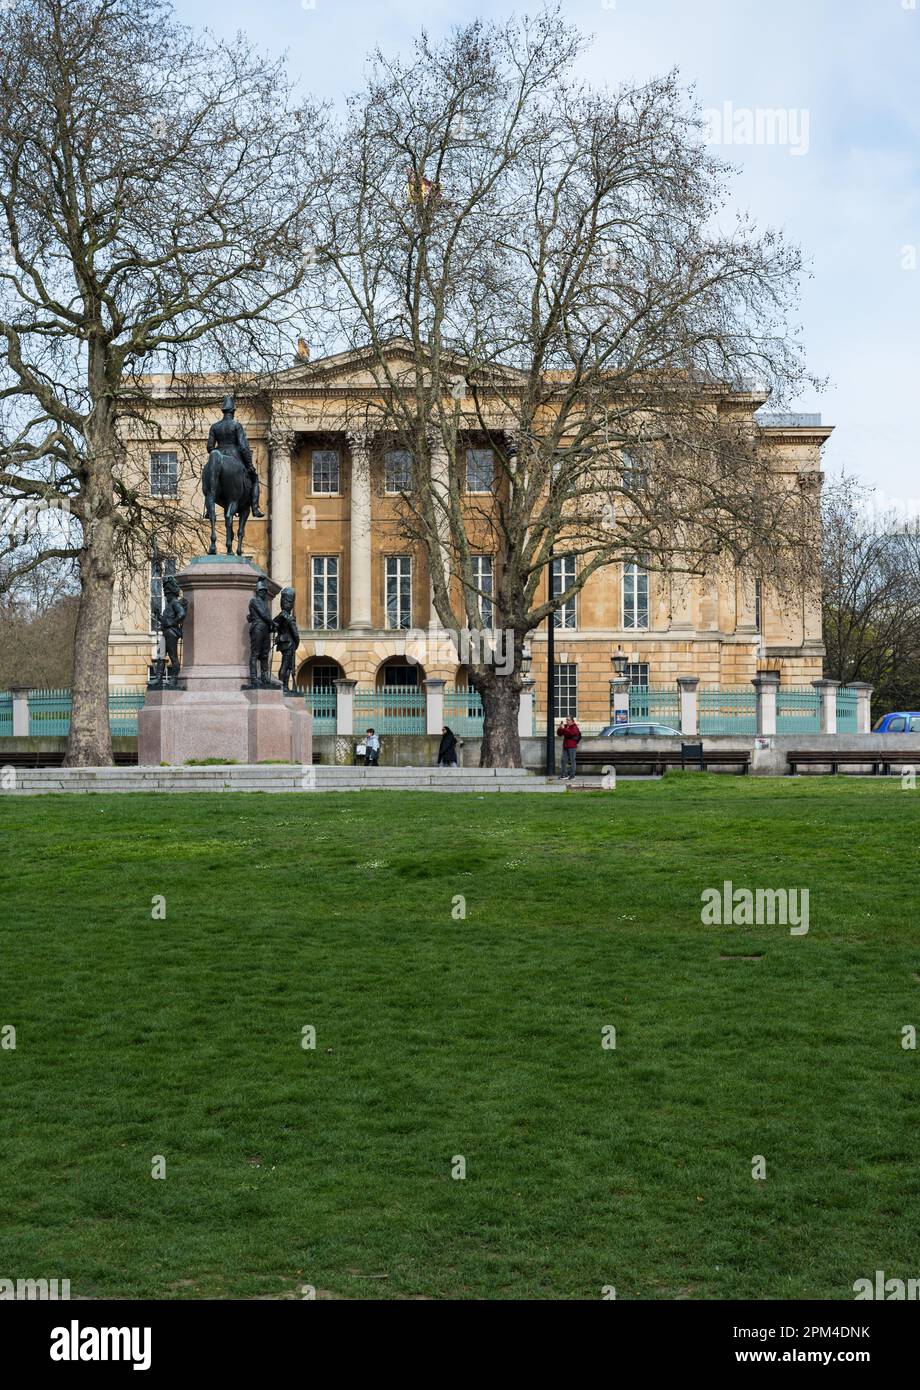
[575,747,751,775]
[788,749,917,776]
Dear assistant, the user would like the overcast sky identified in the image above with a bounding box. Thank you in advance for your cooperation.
[181,0,920,504]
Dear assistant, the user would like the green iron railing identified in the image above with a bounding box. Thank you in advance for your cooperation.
[0,691,12,738]
[776,687,821,734]
[443,687,484,737]
[304,688,337,734]
[629,686,681,727]
[24,687,147,737]
[353,685,426,735]
[836,686,858,733]
[699,687,757,735]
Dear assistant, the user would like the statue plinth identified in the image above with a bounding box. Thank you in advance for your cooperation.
[138,556,311,766]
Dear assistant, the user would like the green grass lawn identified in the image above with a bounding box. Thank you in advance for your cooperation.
[1,776,918,1300]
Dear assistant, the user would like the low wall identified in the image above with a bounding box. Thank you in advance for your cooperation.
[6,732,920,775]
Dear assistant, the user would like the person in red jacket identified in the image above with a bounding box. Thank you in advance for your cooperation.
[557,716,581,779]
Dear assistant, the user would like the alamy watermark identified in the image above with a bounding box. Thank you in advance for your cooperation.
[0,1276,70,1299]
[703,101,810,157]
[700,880,809,935]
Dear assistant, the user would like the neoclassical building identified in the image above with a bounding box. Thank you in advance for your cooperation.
[109,345,830,728]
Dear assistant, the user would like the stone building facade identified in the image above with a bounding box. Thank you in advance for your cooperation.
[109,346,831,728]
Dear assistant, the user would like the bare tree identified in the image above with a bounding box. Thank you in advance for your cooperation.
[0,0,317,763]
[304,13,818,765]
[821,474,920,715]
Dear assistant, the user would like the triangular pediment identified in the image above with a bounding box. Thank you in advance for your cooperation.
[261,338,530,393]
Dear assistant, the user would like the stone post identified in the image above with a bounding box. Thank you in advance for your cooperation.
[849,681,874,734]
[334,678,356,736]
[812,678,840,735]
[10,687,29,738]
[676,675,700,736]
[609,675,630,727]
[423,677,445,736]
[428,433,452,626]
[269,432,294,591]
[518,677,535,738]
[752,670,780,737]
[347,433,373,630]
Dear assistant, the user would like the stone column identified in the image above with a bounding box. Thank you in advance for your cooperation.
[812,678,840,735]
[849,681,874,734]
[428,433,452,627]
[752,670,780,736]
[10,687,29,738]
[334,678,356,736]
[518,677,535,738]
[669,571,694,631]
[676,675,700,736]
[609,675,630,727]
[269,432,294,590]
[347,432,373,631]
[423,677,445,736]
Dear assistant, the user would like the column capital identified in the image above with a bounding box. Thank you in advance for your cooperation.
[676,675,700,690]
[346,429,374,454]
[333,678,357,691]
[267,428,296,454]
[751,670,780,688]
[422,677,446,689]
[812,678,840,690]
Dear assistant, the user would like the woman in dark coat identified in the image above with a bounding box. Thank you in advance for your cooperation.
[437,725,459,767]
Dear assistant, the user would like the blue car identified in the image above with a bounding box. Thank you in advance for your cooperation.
[872,712,920,733]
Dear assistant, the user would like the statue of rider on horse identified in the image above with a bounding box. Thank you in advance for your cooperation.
[202,394,265,555]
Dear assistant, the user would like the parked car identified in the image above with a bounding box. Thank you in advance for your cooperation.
[872,712,920,733]
[598,721,682,738]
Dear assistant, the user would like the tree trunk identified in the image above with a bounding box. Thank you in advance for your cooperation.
[64,463,116,767]
[477,671,522,768]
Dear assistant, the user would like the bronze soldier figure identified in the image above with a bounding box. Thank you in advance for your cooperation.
[272,586,300,693]
[247,577,281,688]
[157,575,188,686]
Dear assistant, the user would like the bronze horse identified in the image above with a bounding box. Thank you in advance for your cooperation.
[201,394,263,555]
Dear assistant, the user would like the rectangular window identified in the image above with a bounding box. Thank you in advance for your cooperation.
[385,556,412,629]
[621,450,649,493]
[552,555,577,629]
[623,562,649,630]
[150,451,178,498]
[383,664,418,687]
[312,449,340,494]
[754,578,762,633]
[311,556,339,629]
[553,663,578,719]
[150,555,177,632]
[384,449,413,493]
[472,555,494,628]
[310,664,340,690]
[626,662,649,688]
[466,447,493,493]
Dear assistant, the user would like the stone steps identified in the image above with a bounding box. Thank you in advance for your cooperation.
[4,764,564,795]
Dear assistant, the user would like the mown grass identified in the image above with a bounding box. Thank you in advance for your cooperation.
[0,776,917,1299]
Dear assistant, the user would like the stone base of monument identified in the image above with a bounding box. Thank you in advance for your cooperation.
[137,555,312,767]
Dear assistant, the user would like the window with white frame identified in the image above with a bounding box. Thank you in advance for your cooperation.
[552,554,577,629]
[626,662,649,688]
[384,449,413,493]
[385,555,412,629]
[553,663,578,718]
[150,555,177,632]
[311,556,339,629]
[150,451,178,497]
[621,449,649,493]
[311,449,340,494]
[466,447,493,493]
[472,555,494,627]
[623,562,649,630]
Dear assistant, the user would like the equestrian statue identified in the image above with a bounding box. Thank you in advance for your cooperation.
[202,394,265,555]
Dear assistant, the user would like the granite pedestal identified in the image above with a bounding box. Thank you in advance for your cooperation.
[138,555,311,766]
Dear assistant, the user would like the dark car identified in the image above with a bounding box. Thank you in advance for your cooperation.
[872,712,920,733]
[598,721,682,738]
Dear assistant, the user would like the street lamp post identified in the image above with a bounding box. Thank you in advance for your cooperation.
[609,645,629,727]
